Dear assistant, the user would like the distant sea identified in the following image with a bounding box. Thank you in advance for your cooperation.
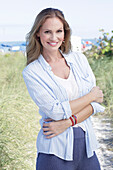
[0,39,99,52]
[0,41,26,52]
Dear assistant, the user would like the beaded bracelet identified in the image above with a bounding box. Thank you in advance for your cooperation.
[69,115,77,126]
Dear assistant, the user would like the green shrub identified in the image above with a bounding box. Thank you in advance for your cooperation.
[84,29,113,59]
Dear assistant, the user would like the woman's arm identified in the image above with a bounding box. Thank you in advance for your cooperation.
[69,86,103,114]
[42,86,103,138]
[43,104,94,139]
[23,69,103,121]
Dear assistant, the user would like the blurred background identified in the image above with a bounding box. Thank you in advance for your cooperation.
[0,0,113,169]
[0,0,113,41]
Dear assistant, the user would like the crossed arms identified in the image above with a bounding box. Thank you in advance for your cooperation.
[43,86,104,138]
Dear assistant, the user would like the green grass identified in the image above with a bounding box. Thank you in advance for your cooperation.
[88,56,113,117]
[0,52,40,170]
[0,52,113,169]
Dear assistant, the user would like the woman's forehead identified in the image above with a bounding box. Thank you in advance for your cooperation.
[41,17,63,30]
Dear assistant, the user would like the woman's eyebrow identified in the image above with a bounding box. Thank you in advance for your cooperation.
[43,27,63,31]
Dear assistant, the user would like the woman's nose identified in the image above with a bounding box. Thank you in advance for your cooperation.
[50,33,57,41]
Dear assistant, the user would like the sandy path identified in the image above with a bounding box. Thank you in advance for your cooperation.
[92,116,113,170]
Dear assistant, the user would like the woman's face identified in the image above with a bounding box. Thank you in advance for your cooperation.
[37,17,64,53]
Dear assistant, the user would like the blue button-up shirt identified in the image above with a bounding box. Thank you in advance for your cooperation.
[22,51,105,160]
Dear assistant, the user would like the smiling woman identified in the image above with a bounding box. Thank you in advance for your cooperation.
[37,17,64,51]
[23,8,105,170]
[26,8,71,65]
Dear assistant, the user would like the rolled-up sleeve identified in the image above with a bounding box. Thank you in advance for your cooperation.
[90,102,105,115]
[22,69,72,120]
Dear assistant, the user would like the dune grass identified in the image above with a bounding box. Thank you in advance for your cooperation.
[0,52,113,169]
[0,52,40,169]
[88,56,113,117]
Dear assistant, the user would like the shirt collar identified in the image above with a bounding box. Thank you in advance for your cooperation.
[38,54,52,71]
[38,50,73,71]
[63,51,74,65]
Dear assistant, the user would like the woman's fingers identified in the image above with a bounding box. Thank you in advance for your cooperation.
[43,122,55,134]
[43,131,53,136]
[44,118,53,122]
[42,119,69,139]
[43,121,58,138]
[43,127,49,131]
[43,123,49,127]
[43,129,57,139]
[46,134,56,139]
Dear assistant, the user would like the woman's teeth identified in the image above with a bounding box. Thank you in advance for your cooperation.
[48,42,57,46]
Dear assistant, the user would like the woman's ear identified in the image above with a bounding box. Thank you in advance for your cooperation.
[36,33,40,41]
[36,33,40,37]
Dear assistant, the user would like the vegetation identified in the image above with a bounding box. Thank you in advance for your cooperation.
[84,29,113,59]
[83,30,113,116]
[0,49,113,169]
[88,56,113,117]
[0,52,40,169]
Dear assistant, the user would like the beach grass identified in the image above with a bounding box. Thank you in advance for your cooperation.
[0,52,113,169]
[88,56,113,117]
[0,52,40,169]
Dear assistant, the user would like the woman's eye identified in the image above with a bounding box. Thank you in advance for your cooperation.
[57,30,63,33]
[44,31,50,34]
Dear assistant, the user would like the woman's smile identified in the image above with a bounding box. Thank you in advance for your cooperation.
[47,42,58,47]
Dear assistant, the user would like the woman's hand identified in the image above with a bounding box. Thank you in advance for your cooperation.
[43,118,71,139]
[90,86,104,103]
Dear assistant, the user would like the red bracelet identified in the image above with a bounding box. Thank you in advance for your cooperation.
[69,116,75,126]
[69,115,77,126]
[72,115,77,125]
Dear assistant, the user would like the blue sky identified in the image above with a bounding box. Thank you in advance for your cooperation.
[0,0,113,41]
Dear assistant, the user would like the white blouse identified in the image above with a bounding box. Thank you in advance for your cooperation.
[54,69,78,101]
[54,69,85,130]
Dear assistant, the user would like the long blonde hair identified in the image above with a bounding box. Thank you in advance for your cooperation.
[26,8,72,65]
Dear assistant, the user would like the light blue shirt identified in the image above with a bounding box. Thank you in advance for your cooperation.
[22,51,105,160]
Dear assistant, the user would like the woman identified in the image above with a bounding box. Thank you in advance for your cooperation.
[22,8,105,170]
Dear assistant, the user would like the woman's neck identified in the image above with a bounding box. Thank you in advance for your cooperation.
[42,50,62,63]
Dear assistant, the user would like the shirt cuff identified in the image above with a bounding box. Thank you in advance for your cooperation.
[90,102,105,115]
